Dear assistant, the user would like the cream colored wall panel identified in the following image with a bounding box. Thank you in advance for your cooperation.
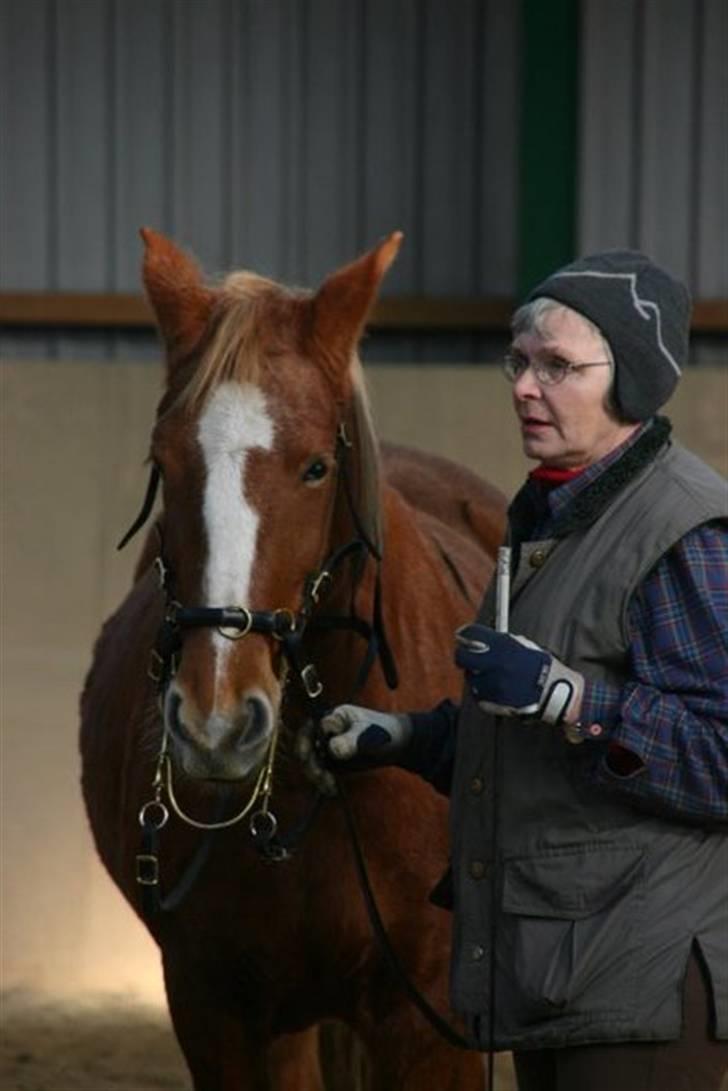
[0,361,154,995]
[1,358,725,1000]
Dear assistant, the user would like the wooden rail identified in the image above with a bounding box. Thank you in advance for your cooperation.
[0,293,726,333]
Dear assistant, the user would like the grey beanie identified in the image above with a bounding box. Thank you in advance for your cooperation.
[525,250,691,421]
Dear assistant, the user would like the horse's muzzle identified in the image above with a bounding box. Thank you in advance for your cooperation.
[164,685,275,780]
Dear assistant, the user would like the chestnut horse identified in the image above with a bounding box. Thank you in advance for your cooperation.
[80,229,506,1090]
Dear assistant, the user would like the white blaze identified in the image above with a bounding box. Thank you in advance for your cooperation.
[197,381,274,694]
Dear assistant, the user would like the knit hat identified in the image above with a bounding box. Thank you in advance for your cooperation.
[525,250,691,421]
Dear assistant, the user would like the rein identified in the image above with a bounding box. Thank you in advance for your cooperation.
[121,422,397,892]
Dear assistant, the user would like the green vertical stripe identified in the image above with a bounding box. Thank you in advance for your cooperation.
[517,0,579,298]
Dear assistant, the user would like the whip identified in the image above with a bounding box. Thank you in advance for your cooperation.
[495,546,511,635]
[488,545,511,1089]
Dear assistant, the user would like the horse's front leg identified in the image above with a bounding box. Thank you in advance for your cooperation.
[362,1014,487,1091]
[163,956,325,1091]
[268,1028,324,1091]
[163,955,269,1091]
[170,1008,268,1091]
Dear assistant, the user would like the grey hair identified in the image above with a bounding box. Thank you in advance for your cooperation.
[511,297,621,418]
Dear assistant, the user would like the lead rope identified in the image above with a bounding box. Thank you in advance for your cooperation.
[329,770,471,1051]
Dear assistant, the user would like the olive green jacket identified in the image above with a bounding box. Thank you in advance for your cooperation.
[450,440,728,1050]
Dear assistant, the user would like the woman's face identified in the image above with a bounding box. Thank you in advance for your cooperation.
[511,307,638,468]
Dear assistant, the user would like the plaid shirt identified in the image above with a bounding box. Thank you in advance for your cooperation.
[535,432,728,823]
[407,428,728,823]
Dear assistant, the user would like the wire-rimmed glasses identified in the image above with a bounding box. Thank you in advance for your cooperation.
[502,353,611,386]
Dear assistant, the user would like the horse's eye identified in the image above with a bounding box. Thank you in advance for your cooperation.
[302,459,329,484]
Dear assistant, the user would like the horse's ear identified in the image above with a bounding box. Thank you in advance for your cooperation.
[140,227,215,367]
[310,232,403,384]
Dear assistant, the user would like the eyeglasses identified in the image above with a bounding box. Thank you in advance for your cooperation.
[502,353,611,387]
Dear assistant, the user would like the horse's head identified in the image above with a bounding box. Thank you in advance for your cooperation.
[140,228,401,781]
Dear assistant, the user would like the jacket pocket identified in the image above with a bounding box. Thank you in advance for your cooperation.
[501,844,645,1020]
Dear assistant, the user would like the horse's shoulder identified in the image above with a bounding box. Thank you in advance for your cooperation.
[381,441,506,559]
[82,569,159,701]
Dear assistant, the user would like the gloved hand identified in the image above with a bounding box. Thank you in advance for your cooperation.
[295,705,412,795]
[454,623,583,726]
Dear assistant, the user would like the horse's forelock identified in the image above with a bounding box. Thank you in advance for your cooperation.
[170,274,309,413]
[156,276,382,549]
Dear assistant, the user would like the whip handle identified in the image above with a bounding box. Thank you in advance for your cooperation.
[495,546,511,634]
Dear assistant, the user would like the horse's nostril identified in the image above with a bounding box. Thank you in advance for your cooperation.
[166,691,193,746]
[242,696,267,747]
[167,691,181,732]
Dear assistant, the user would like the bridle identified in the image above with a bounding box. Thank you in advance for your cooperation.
[119,422,398,871]
[135,419,398,701]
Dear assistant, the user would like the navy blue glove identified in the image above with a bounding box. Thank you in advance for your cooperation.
[454,623,583,726]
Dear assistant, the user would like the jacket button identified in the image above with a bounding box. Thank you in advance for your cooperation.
[469,860,488,880]
[530,549,547,568]
[471,944,486,961]
[470,776,484,795]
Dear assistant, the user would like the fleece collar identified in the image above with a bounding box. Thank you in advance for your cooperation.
[509,416,672,548]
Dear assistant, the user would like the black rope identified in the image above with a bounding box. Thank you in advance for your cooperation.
[333,773,470,1050]
[138,812,220,917]
[117,463,161,550]
[250,794,325,862]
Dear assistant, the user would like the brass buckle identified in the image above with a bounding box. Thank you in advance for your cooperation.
[153,556,167,590]
[309,571,331,604]
[300,664,323,699]
[272,609,296,639]
[218,607,253,641]
[148,649,164,683]
[139,800,169,830]
[165,599,181,625]
[136,854,159,886]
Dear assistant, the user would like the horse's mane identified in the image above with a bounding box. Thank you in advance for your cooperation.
[166,270,383,556]
[347,362,383,556]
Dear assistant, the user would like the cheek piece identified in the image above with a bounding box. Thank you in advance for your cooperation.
[454,623,584,726]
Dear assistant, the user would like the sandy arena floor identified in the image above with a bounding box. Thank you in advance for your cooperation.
[1,989,517,1091]
[1,990,191,1091]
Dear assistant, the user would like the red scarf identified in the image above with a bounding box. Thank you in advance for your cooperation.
[529,465,585,488]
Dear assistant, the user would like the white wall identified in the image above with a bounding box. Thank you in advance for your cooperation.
[1,358,726,1000]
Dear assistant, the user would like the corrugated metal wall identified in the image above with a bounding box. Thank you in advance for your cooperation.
[0,0,520,360]
[579,0,727,296]
[0,0,725,360]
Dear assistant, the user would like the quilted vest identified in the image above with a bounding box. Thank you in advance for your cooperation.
[449,440,728,1050]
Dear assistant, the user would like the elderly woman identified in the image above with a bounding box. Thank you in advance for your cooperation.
[301,252,728,1091]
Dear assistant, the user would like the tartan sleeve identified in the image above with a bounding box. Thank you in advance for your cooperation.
[585,521,728,823]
